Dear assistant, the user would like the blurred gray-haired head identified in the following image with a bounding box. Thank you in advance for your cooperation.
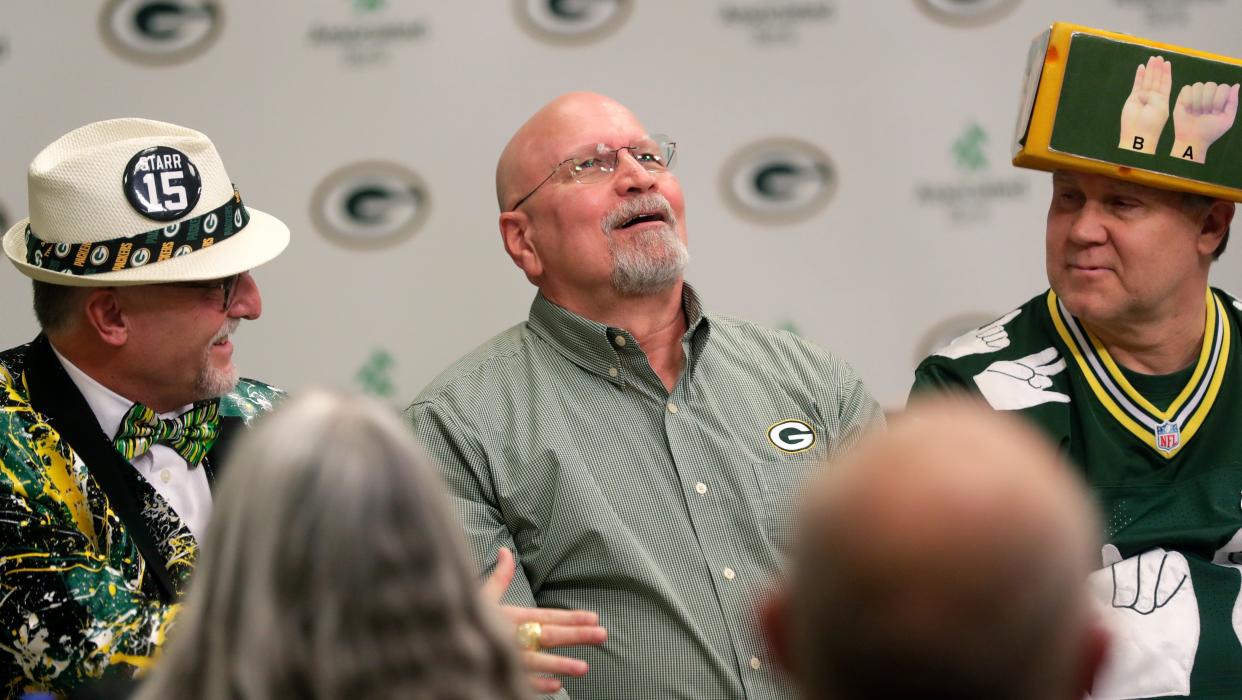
[136,390,530,700]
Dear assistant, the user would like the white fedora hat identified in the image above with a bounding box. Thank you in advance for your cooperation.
[3,118,289,286]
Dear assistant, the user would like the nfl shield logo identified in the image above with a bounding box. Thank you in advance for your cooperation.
[1155,421,1181,453]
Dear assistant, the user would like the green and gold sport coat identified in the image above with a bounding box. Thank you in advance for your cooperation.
[0,335,281,698]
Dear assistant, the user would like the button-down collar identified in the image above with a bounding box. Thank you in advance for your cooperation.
[526,283,712,389]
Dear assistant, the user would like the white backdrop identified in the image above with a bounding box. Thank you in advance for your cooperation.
[2,0,1239,409]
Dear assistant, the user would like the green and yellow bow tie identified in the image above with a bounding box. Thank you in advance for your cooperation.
[113,400,220,466]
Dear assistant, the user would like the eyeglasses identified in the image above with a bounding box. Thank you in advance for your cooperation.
[162,273,243,311]
[507,134,677,212]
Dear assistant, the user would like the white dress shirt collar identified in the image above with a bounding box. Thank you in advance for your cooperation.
[49,343,192,439]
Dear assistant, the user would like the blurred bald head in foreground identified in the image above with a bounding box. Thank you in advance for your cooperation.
[763,400,1109,700]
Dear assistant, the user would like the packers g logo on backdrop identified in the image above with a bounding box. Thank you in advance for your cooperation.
[100,0,223,66]
[311,161,430,250]
[514,0,633,45]
[768,420,816,453]
[722,138,836,225]
[914,0,1019,27]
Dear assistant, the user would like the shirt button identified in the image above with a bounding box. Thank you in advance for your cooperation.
[160,469,172,484]
[750,656,762,670]
[608,367,619,378]
[613,335,627,347]
[667,402,678,414]
[695,482,707,495]
[723,567,735,580]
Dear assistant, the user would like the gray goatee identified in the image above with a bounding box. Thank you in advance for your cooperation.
[601,193,689,297]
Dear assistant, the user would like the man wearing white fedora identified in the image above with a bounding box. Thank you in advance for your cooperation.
[0,118,289,695]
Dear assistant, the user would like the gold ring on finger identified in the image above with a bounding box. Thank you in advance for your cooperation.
[516,621,543,651]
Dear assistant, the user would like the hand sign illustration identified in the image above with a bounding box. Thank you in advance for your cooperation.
[934,309,1021,359]
[1119,55,1173,155]
[1087,547,1198,700]
[972,347,1070,410]
[1211,527,1242,648]
[1170,81,1240,164]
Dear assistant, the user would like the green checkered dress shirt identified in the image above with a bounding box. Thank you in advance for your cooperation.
[408,286,882,700]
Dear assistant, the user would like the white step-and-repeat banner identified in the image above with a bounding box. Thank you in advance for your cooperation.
[2,0,1239,408]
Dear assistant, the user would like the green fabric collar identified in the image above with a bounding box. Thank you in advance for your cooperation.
[526,283,711,387]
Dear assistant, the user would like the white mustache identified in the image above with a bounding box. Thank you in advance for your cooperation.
[211,318,240,345]
[601,194,677,233]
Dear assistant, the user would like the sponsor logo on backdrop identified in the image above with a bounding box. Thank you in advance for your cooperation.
[953,123,987,171]
[914,0,1019,26]
[311,161,430,249]
[1113,0,1221,28]
[356,347,397,398]
[721,138,836,224]
[915,312,1005,363]
[718,1,835,45]
[913,122,1028,224]
[514,0,633,45]
[99,0,223,65]
[308,0,428,66]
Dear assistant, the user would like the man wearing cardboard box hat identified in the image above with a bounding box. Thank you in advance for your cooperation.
[913,24,1242,699]
[0,118,288,695]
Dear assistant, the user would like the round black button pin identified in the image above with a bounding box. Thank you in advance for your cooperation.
[122,146,202,222]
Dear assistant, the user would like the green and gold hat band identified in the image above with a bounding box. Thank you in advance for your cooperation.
[24,190,251,276]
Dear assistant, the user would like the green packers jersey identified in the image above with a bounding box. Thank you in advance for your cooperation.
[913,288,1242,699]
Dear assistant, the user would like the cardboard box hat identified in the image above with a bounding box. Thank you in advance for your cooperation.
[1014,22,1242,202]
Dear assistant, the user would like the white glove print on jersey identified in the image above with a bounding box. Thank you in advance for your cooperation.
[935,309,1021,360]
[1087,546,1197,700]
[972,347,1071,410]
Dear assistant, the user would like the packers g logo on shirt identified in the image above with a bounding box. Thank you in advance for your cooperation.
[768,419,816,453]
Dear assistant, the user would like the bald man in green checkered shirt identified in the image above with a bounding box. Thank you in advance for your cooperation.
[407,92,882,699]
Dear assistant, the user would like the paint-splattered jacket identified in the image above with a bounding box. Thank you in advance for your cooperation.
[0,336,281,698]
